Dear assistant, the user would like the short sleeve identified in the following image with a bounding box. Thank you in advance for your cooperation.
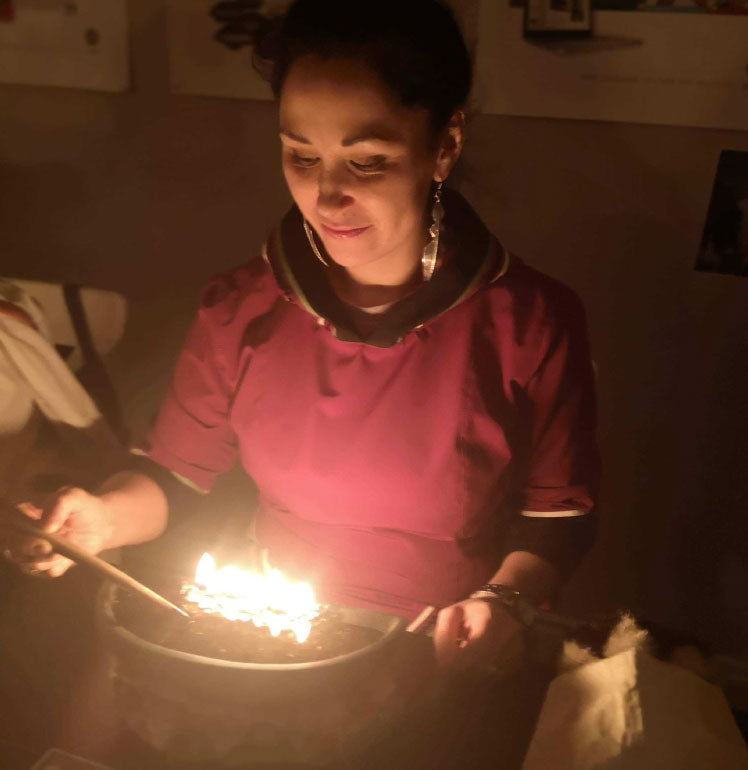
[142,287,241,492]
[500,286,600,579]
[521,289,600,518]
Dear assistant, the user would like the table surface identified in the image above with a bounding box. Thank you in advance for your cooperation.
[1,670,553,770]
[3,564,747,770]
[0,564,556,770]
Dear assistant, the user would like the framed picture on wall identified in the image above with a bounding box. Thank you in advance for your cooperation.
[166,0,290,100]
[524,0,593,36]
[475,3,748,131]
[695,150,748,278]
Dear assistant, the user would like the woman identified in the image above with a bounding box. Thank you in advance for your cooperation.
[4,0,599,668]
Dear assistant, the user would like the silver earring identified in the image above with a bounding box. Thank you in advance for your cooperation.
[422,181,444,281]
[303,219,329,267]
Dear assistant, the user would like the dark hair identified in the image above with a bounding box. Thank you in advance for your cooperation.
[254,0,472,132]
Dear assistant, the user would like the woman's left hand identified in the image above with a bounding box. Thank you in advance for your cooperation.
[433,597,524,670]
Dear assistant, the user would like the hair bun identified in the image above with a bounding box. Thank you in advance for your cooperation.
[251,0,472,131]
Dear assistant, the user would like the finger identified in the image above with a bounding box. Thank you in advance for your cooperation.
[18,563,44,577]
[11,533,52,559]
[12,546,53,566]
[17,554,56,575]
[433,605,465,667]
[3,534,52,563]
[27,553,67,572]
[21,537,53,556]
[450,601,505,671]
[40,487,82,534]
[452,632,494,671]
[20,554,71,577]
[16,502,43,521]
[47,556,74,578]
[461,599,493,640]
[466,605,525,671]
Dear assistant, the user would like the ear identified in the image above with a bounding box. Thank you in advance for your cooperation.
[433,110,465,184]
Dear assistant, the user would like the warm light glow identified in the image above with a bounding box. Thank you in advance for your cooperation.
[184,553,319,644]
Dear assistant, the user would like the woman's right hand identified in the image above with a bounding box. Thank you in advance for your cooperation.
[2,487,114,578]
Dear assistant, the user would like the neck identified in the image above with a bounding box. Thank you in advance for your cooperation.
[330,264,422,311]
[330,252,424,311]
[329,215,430,310]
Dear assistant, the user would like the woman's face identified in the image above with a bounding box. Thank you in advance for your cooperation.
[279,55,454,275]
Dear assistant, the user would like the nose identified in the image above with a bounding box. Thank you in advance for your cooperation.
[316,163,354,219]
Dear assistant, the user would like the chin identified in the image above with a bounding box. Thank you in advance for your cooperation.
[320,239,380,269]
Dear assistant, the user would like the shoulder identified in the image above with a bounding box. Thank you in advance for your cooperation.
[197,256,281,331]
[474,252,591,384]
[484,253,588,339]
[184,257,284,384]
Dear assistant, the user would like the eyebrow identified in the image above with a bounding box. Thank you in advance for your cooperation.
[279,127,403,147]
[280,129,312,144]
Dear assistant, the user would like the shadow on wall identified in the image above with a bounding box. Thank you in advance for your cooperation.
[576,210,748,655]
[461,118,748,656]
[651,296,748,655]
[0,161,93,286]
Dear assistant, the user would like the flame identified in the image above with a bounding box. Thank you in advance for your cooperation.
[184,553,319,644]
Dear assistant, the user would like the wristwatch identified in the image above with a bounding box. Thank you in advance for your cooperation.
[469,583,592,639]
[468,583,537,626]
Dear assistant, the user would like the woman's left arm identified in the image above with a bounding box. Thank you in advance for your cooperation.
[434,284,600,668]
[433,550,558,668]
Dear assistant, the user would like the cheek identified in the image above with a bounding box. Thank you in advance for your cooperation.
[372,176,429,234]
[282,164,316,215]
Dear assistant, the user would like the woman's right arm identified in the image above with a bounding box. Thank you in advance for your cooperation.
[4,471,169,577]
[87,470,170,548]
[4,267,259,576]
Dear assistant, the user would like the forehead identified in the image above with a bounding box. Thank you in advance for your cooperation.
[279,55,430,146]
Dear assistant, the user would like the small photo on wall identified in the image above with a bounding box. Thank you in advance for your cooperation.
[524,0,592,34]
[166,0,292,100]
[695,150,748,278]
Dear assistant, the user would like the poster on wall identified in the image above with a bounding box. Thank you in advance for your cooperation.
[166,0,479,101]
[474,2,748,130]
[0,0,129,92]
[695,150,748,278]
[166,0,287,100]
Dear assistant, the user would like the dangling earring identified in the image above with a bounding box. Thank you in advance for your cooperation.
[303,218,329,267]
[421,181,444,282]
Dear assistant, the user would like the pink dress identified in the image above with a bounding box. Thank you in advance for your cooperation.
[144,193,599,618]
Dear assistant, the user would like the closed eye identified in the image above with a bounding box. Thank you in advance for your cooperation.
[289,152,319,168]
[350,156,387,173]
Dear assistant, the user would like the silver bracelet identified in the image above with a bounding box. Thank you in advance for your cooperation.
[468,583,536,626]
[469,583,520,603]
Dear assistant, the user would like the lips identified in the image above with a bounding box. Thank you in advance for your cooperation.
[319,222,371,239]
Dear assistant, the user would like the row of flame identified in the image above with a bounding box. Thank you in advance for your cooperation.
[184,553,320,644]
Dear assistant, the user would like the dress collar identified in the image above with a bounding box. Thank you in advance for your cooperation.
[263,189,510,348]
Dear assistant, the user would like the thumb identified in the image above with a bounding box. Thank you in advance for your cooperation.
[40,487,81,534]
[16,502,43,521]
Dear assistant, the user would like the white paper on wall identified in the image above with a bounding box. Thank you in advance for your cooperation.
[166,0,288,101]
[474,3,748,131]
[166,0,480,101]
[0,0,129,92]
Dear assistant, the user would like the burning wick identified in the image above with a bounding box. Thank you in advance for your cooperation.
[183,553,319,644]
